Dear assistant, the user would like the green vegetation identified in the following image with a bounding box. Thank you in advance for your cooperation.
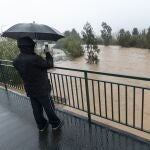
[54,29,83,58]
[0,38,22,86]
[101,22,112,46]
[117,29,131,47]
[117,27,150,48]
[0,38,19,60]
[146,28,150,49]
[0,65,23,86]
[81,22,100,64]
[81,22,98,51]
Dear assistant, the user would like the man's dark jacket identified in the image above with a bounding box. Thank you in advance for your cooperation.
[13,37,53,97]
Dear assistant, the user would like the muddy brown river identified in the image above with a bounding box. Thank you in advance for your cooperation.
[56,45,150,76]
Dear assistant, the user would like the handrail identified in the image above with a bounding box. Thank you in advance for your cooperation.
[0,59,13,63]
[53,66,150,81]
[0,64,14,67]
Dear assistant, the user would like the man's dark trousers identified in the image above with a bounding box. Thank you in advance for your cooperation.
[30,95,60,129]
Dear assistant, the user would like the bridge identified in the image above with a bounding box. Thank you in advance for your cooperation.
[0,59,149,150]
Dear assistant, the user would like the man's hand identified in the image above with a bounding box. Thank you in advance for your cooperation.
[44,45,49,53]
[44,48,49,53]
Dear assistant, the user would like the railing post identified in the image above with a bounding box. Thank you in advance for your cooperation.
[0,63,8,91]
[84,71,91,123]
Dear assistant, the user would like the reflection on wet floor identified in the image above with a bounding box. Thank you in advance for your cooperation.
[0,87,149,150]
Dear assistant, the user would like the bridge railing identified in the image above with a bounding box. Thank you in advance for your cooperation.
[0,59,150,134]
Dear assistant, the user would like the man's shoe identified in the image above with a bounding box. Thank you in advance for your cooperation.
[39,122,49,132]
[52,120,64,131]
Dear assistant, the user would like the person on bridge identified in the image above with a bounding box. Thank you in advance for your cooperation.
[13,37,63,132]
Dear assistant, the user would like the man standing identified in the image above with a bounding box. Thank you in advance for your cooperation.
[13,37,63,132]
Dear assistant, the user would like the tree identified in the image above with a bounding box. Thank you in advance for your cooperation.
[146,27,150,49]
[71,28,81,40]
[81,22,99,51]
[0,38,19,60]
[81,22,99,64]
[64,29,81,40]
[117,29,131,47]
[117,29,126,46]
[129,28,139,47]
[0,38,22,86]
[141,29,146,36]
[132,28,139,36]
[81,22,95,51]
[101,22,112,46]
[138,29,147,48]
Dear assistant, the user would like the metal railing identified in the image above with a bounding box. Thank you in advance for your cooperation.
[0,59,150,134]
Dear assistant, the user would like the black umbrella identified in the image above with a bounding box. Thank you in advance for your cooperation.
[2,23,64,41]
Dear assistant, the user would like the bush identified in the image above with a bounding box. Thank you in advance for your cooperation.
[55,29,83,58]
[0,38,22,86]
[0,65,23,86]
[63,37,83,57]
[0,38,19,60]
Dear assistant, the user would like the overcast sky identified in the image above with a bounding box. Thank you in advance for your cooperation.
[1,0,150,35]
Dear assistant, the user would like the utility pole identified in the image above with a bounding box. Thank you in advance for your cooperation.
[0,25,6,34]
[0,25,6,40]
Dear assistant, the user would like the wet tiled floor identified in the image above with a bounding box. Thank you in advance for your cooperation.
[0,87,149,150]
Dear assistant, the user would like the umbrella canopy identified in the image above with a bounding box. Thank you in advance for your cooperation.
[2,23,64,41]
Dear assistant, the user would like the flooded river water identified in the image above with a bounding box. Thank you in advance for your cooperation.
[50,46,150,137]
[56,45,150,77]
